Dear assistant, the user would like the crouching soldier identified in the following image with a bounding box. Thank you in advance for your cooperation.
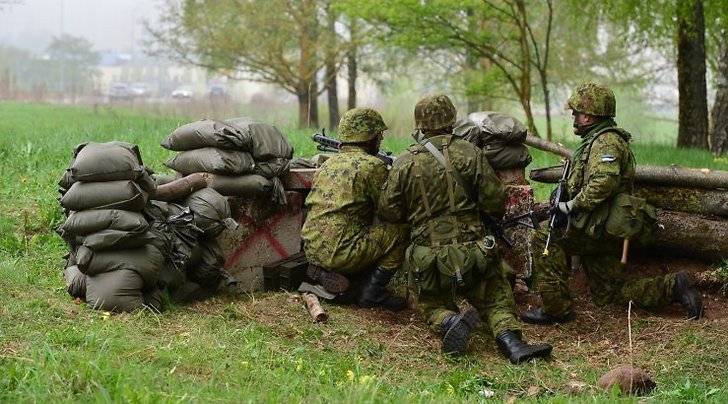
[301,108,409,310]
[378,94,552,362]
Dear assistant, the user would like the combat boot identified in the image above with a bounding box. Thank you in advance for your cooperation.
[358,267,407,311]
[306,265,350,294]
[441,307,479,356]
[673,271,703,319]
[495,330,553,364]
[520,307,574,325]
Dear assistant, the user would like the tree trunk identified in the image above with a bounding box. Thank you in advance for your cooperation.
[152,173,209,201]
[525,134,571,158]
[325,3,340,130]
[645,209,728,261]
[633,185,728,217]
[676,0,709,149]
[530,164,728,189]
[346,20,358,111]
[309,75,319,128]
[710,41,728,155]
[297,81,319,129]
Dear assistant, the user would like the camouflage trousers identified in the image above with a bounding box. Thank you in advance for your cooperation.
[530,226,676,317]
[304,223,409,274]
[407,243,521,337]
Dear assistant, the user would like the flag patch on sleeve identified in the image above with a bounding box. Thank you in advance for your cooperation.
[601,154,616,162]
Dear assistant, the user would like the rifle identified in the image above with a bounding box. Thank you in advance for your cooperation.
[484,211,540,249]
[312,129,395,166]
[543,159,571,256]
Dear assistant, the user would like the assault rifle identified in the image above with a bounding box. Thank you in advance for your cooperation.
[484,211,540,249]
[312,129,395,166]
[543,159,571,256]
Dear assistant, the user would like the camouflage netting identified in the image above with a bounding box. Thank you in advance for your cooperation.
[162,117,293,205]
[58,141,235,313]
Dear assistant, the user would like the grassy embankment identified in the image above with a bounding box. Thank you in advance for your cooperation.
[1,102,727,402]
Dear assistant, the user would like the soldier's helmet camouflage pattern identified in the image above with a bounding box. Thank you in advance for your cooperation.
[415,94,457,131]
[567,82,616,117]
[338,108,388,143]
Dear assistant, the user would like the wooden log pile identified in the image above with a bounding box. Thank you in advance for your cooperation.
[527,138,728,262]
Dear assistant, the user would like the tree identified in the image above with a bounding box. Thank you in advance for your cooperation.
[147,0,348,128]
[324,1,341,129]
[45,34,100,102]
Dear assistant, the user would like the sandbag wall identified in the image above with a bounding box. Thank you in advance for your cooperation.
[58,142,163,312]
[162,118,293,205]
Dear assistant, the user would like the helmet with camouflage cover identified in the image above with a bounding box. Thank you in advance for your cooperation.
[414,94,457,131]
[338,108,388,143]
[567,81,616,117]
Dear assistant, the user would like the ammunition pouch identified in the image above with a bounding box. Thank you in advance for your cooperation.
[571,192,657,242]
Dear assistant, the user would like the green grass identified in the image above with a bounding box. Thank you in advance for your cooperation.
[1,102,728,402]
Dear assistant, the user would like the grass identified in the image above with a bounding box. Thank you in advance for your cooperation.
[1,101,728,402]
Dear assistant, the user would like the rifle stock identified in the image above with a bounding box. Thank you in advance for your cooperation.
[312,131,395,166]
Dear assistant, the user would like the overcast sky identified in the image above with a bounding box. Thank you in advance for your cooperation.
[0,0,160,53]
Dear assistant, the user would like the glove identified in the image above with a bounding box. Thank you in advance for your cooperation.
[558,200,575,214]
[548,199,575,229]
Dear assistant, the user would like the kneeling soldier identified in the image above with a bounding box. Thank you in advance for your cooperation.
[378,94,552,362]
[301,108,409,310]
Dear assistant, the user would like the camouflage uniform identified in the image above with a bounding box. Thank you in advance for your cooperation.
[531,82,676,317]
[301,108,408,275]
[379,132,521,337]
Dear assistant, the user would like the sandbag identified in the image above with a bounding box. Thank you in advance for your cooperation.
[208,174,273,196]
[467,111,528,144]
[60,180,149,212]
[164,148,255,176]
[162,119,253,151]
[78,229,157,251]
[58,210,148,237]
[186,240,224,289]
[63,265,86,299]
[455,114,532,169]
[184,188,237,238]
[70,141,145,182]
[227,117,293,160]
[75,244,164,287]
[85,269,161,312]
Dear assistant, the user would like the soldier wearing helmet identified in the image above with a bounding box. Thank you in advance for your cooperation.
[522,81,703,325]
[378,94,552,362]
[301,108,409,310]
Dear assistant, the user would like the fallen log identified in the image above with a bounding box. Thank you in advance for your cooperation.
[647,210,728,261]
[529,165,728,190]
[151,172,209,201]
[302,293,328,323]
[525,134,572,158]
[634,185,728,217]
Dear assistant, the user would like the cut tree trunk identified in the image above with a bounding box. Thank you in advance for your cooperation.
[646,209,728,261]
[525,134,571,158]
[152,173,209,202]
[634,185,728,217]
[530,165,728,190]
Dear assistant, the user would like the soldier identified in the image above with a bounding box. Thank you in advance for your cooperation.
[301,108,409,311]
[378,94,552,362]
[521,82,704,325]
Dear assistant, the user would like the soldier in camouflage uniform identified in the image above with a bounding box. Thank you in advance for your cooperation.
[301,108,409,310]
[522,82,703,324]
[379,94,552,362]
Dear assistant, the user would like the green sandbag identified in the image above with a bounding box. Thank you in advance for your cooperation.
[226,118,293,160]
[184,188,237,238]
[208,174,273,196]
[60,180,149,212]
[85,269,162,312]
[164,148,255,176]
[78,229,157,251]
[63,265,86,299]
[162,119,252,151]
[467,111,528,144]
[59,210,148,237]
[70,141,145,182]
[454,115,532,170]
[75,244,164,287]
[186,240,224,290]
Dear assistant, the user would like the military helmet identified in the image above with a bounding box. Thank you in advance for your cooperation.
[338,108,387,143]
[567,81,616,117]
[414,94,457,131]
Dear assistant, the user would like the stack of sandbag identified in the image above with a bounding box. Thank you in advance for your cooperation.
[162,118,293,205]
[453,111,532,170]
[57,142,163,312]
[145,187,237,303]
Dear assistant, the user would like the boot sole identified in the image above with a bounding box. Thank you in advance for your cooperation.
[510,343,553,364]
[307,267,350,294]
[442,308,479,356]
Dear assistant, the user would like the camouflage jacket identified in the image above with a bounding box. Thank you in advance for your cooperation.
[301,146,387,257]
[378,135,505,246]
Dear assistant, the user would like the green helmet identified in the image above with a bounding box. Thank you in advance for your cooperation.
[338,108,387,143]
[567,81,616,117]
[414,94,457,131]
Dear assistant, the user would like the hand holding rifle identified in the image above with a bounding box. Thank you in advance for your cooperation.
[543,159,571,256]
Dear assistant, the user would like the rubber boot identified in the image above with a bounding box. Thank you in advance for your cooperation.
[358,267,407,311]
[520,307,574,325]
[495,330,553,364]
[441,307,479,356]
[306,265,350,294]
[673,271,703,319]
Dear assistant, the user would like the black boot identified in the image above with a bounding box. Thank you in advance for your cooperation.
[358,267,406,311]
[520,307,574,325]
[307,265,350,294]
[496,330,553,364]
[441,307,479,356]
[673,271,703,319]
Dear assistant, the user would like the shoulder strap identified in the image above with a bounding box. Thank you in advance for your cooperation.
[414,133,479,205]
